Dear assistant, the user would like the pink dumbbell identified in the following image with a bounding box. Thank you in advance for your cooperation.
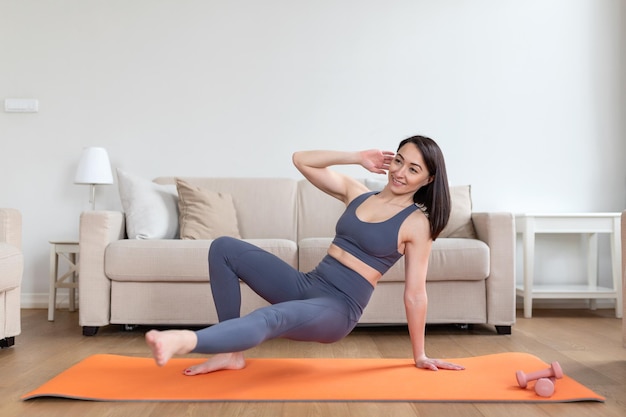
[516,361,563,389]
[534,377,556,397]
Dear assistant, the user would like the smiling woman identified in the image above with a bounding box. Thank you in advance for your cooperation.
[146,135,465,374]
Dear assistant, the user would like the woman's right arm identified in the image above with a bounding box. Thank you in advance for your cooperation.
[292,149,394,203]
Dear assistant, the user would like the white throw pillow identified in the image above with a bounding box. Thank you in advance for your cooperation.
[117,169,179,239]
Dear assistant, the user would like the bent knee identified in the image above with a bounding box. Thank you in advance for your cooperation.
[208,236,239,260]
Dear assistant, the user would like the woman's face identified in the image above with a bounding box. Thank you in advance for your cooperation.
[388,143,433,194]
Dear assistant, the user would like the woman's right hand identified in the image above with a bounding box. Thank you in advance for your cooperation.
[415,357,465,371]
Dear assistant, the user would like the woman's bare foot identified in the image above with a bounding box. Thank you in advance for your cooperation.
[145,329,197,367]
[184,352,246,376]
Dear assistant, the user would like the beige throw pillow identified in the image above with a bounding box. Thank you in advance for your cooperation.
[439,185,477,239]
[175,178,241,240]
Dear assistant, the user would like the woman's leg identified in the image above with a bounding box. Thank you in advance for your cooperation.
[147,296,355,374]
[209,236,310,321]
[184,296,355,375]
[193,297,354,353]
[147,236,315,371]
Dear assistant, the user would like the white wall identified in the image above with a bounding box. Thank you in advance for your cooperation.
[1,0,624,308]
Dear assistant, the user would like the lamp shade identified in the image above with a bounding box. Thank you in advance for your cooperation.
[74,147,114,185]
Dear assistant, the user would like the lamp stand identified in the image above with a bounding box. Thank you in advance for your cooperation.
[89,184,96,210]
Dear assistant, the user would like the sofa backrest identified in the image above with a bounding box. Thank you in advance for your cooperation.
[155,177,298,241]
[296,179,357,240]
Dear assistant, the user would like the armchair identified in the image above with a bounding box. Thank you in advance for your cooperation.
[0,208,23,348]
[622,210,625,348]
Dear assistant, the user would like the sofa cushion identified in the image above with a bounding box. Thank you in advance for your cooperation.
[117,169,179,240]
[176,178,241,240]
[423,238,489,281]
[298,237,489,283]
[105,238,298,282]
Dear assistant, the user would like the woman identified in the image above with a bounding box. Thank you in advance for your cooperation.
[146,135,464,374]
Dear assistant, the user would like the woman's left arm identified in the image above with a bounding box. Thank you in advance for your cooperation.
[403,226,465,371]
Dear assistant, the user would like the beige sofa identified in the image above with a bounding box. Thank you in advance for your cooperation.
[0,208,23,348]
[79,177,516,336]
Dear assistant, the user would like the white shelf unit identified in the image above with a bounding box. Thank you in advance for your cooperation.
[515,213,622,319]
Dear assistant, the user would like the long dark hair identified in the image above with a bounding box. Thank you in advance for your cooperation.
[397,135,451,240]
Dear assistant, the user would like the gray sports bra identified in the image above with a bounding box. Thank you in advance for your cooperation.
[331,191,420,274]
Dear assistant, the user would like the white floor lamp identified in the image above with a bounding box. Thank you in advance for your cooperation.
[74,147,114,210]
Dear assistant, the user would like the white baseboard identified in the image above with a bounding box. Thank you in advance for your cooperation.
[22,292,76,309]
[515,297,616,310]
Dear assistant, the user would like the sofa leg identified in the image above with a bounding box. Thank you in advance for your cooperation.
[0,337,15,348]
[82,326,100,336]
[495,325,512,335]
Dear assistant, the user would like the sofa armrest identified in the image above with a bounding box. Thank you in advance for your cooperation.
[0,208,22,342]
[0,208,22,249]
[472,212,516,327]
[79,211,125,329]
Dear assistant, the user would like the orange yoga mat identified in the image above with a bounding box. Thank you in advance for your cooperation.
[22,352,604,403]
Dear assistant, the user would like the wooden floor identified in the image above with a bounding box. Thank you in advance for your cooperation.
[1,308,624,417]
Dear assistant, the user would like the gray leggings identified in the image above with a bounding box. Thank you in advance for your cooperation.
[192,236,374,354]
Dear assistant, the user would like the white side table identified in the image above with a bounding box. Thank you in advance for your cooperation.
[48,240,79,321]
[515,213,622,319]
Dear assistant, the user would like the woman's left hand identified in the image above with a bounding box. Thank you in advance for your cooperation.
[415,358,465,371]
[359,149,395,174]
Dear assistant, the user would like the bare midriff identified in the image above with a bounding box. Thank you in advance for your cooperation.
[327,243,382,287]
